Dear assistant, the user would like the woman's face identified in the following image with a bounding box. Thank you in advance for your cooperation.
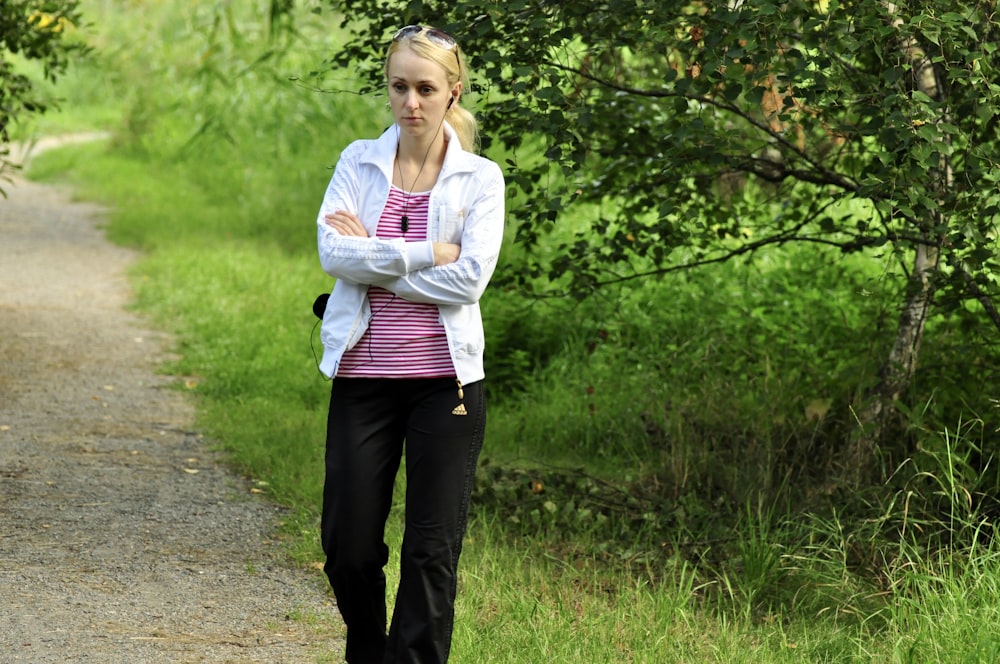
[387,46,458,139]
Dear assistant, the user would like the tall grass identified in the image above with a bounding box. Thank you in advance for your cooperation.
[21,1,1000,661]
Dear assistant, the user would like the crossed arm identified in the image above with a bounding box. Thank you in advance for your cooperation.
[324,210,460,266]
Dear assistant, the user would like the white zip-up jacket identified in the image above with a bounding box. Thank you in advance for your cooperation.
[316,123,505,385]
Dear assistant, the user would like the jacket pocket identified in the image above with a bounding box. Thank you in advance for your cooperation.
[433,204,466,244]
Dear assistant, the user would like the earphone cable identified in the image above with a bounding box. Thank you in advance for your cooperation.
[310,317,332,381]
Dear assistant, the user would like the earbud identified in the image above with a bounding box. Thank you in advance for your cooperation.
[447,96,455,109]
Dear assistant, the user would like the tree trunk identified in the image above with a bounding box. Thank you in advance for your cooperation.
[846,242,940,485]
[844,3,951,486]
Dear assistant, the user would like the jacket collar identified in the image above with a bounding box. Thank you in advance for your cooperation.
[362,122,477,183]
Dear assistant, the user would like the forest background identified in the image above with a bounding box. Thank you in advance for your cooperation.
[6,0,1000,661]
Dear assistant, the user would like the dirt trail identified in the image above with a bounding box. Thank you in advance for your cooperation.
[0,140,341,663]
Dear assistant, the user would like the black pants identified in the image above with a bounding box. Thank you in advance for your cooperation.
[322,377,485,664]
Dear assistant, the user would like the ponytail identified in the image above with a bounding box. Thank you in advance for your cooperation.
[447,103,478,153]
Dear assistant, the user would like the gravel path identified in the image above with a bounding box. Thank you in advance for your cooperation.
[0,141,342,663]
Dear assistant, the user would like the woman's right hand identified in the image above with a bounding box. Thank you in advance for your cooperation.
[432,243,461,266]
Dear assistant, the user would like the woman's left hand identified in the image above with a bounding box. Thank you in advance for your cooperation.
[325,210,368,237]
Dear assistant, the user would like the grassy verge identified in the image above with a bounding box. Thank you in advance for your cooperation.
[18,1,1000,661]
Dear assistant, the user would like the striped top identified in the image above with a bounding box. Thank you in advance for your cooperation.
[337,186,455,378]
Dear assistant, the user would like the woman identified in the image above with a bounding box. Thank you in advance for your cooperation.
[314,25,505,664]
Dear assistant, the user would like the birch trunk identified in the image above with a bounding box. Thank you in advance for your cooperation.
[845,3,951,485]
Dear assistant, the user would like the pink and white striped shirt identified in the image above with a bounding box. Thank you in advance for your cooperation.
[337,186,454,378]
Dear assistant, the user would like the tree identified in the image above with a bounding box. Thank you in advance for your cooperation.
[325,0,1000,485]
[1,0,88,188]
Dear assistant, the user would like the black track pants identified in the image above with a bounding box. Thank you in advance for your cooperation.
[321,377,485,664]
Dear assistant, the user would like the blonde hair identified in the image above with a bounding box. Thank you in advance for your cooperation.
[385,30,479,152]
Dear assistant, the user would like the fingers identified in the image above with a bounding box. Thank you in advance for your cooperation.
[432,242,461,266]
[324,210,368,237]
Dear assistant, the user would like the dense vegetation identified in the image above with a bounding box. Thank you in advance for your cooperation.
[11,1,1000,661]
[1,0,86,187]
[329,0,1000,486]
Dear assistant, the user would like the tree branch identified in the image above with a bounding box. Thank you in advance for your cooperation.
[954,261,1000,336]
[577,228,912,291]
[543,60,860,192]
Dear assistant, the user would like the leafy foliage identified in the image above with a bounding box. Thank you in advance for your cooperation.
[322,0,1000,482]
[324,0,999,300]
[0,0,88,183]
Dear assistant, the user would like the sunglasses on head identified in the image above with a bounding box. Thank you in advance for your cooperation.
[393,25,458,52]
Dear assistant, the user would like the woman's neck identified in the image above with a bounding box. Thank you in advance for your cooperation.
[394,131,448,192]
[396,131,446,168]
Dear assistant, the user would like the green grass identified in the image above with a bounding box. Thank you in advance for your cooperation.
[19,1,1000,661]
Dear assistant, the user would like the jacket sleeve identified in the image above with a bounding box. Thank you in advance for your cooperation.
[373,162,505,305]
[316,141,435,285]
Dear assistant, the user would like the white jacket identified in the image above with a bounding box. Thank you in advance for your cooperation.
[316,123,505,384]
